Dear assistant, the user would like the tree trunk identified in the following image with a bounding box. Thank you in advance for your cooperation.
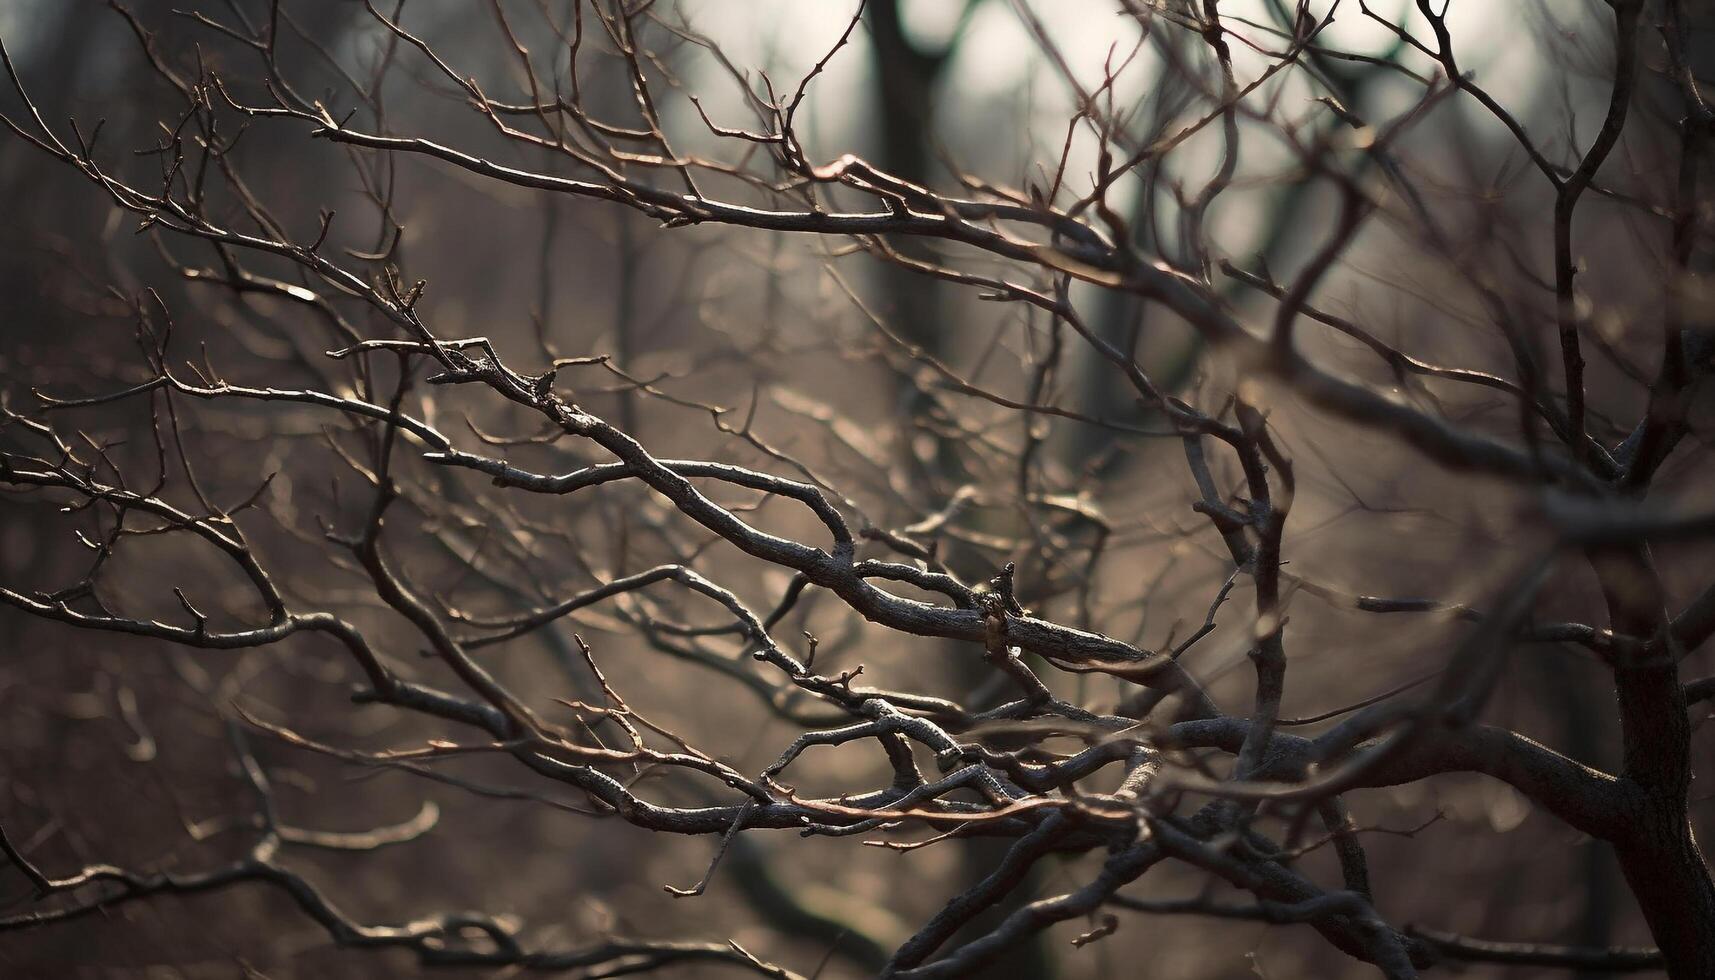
[1615,807,1715,978]
[1592,545,1715,977]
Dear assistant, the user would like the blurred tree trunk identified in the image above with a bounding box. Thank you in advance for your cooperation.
[868,4,1054,977]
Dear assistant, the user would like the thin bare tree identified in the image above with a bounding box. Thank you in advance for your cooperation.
[1,1,1712,977]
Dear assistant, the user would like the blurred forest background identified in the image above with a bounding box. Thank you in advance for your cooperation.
[1,1,1712,977]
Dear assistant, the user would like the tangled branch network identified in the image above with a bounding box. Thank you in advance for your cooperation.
[1,1,1713,977]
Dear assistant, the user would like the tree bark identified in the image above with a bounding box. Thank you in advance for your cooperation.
[1614,806,1715,979]
[1592,545,1715,978]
